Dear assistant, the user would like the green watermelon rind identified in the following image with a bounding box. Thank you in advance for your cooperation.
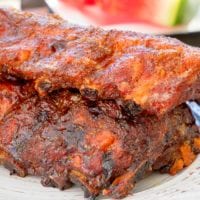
[167,0,188,26]
[174,0,189,25]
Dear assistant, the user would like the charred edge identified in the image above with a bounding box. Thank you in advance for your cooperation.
[63,124,86,151]
[0,65,27,84]
[0,74,22,83]
[41,175,73,190]
[3,159,27,177]
[50,40,66,53]
[0,148,26,177]
[88,104,103,116]
[102,153,114,182]
[162,131,172,145]
[104,171,135,199]
[158,165,171,173]
[81,88,98,101]
[122,100,142,118]
[84,189,98,200]
[36,80,52,94]
[67,87,80,94]
[69,172,99,199]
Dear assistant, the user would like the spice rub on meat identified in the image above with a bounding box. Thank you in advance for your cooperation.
[0,83,199,199]
[1,9,200,115]
[0,8,200,199]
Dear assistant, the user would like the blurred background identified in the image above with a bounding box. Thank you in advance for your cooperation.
[1,0,200,36]
[47,0,200,34]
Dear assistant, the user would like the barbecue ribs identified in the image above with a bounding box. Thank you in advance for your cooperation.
[0,82,199,199]
[1,9,200,115]
[0,9,200,199]
[0,82,34,120]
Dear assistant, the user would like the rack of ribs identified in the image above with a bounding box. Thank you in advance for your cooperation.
[0,82,199,199]
[1,8,200,115]
[0,8,200,199]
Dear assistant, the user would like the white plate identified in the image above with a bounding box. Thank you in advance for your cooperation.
[0,156,199,200]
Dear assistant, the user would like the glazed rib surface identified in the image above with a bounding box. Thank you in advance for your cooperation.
[0,83,199,199]
[1,9,200,115]
[0,9,200,199]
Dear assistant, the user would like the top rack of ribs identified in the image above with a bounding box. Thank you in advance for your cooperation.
[0,82,199,199]
[1,8,200,115]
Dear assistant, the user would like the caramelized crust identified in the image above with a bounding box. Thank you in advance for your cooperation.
[0,82,34,120]
[0,85,199,199]
[0,8,200,199]
[1,9,200,115]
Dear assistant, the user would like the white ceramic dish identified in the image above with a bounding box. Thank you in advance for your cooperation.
[0,156,199,200]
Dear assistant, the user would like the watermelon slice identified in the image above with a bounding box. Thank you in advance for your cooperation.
[60,0,198,26]
[149,0,189,26]
[96,0,196,26]
[60,0,95,7]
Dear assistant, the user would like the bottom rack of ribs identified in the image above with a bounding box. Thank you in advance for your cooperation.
[0,82,199,199]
